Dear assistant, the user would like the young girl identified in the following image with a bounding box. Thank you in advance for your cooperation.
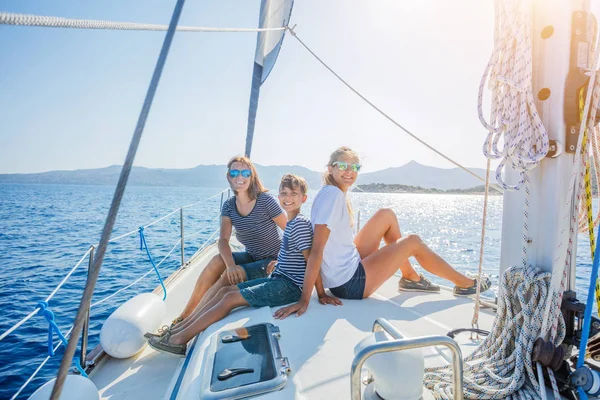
[172,155,287,326]
[274,146,490,319]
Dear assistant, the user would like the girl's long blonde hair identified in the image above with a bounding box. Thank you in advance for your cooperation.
[226,155,267,200]
[323,146,359,224]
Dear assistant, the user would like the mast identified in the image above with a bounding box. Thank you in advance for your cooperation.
[498,0,592,295]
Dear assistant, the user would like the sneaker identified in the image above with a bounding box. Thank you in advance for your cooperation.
[172,316,183,326]
[398,274,441,293]
[453,276,492,297]
[144,325,170,340]
[147,333,187,357]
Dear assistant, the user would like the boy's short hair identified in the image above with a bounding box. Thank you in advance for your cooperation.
[279,174,308,195]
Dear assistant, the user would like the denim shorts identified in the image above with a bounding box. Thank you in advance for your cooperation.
[232,251,274,281]
[329,262,366,300]
[237,274,302,308]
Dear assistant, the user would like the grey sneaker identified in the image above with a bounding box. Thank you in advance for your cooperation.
[398,274,440,293]
[147,333,187,357]
[144,325,170,340]
[453,276,492,297]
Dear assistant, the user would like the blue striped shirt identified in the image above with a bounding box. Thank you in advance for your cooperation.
[273,214,313,287]
[221,192,283,260]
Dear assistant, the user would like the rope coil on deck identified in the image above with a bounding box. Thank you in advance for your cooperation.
[424,265,565,400]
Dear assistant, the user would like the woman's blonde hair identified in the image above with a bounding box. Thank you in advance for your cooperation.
[226,155,268,200]
[323,146,359,224]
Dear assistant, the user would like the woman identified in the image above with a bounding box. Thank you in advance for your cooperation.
[172,155,287,327]
[275,146,490,319]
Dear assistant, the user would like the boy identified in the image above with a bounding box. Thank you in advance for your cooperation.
[148,174,337,356]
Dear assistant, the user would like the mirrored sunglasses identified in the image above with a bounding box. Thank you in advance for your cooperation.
[229,169,252,178]
[332,161,361,172]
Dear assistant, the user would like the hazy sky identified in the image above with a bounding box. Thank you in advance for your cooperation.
[0,1,495,174]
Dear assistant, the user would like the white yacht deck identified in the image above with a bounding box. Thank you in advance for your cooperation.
[89,243,496,400]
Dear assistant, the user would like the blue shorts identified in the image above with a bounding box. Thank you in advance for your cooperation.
[232,251,274,281]
[237,274,302,308]
[329,262,366,300]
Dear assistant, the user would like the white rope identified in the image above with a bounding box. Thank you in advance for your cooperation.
[44,247,93,303]
[0,309,39,344]
[142,207,180,229]
[477,0,549,191]
[0,247,92,343]
[108,228,139,244]
[424,265,564,399]
[197,228,220,252]
[10,325,74,400]
[185,213,221,240]
[0,12,286,33]
[286,26,504,195]
[91,238,181,308]
[181,188,229,210]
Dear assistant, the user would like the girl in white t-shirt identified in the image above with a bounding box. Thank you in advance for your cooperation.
[275,146,490,319]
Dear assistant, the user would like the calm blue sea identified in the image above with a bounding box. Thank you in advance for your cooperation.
[0,184,596,399]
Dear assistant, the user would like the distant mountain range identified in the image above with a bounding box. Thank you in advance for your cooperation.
[0,161,491,191]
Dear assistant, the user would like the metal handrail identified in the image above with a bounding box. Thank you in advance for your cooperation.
[351,318,464,400]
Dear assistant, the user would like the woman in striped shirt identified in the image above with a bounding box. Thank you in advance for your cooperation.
[171,155,286,326]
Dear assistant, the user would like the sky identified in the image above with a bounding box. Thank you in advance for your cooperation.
[0,0,495,174]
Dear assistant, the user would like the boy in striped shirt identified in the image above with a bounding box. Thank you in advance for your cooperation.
[148,174,338,356]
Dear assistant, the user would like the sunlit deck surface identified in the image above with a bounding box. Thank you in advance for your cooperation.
[89,243,496,399]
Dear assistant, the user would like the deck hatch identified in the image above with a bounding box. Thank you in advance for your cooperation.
[200,323,289,399]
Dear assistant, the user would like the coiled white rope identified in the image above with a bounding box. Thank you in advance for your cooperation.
[477,0,549,191]
[0,12,285,33]
[424,265,565,400]
[427,1,600,398]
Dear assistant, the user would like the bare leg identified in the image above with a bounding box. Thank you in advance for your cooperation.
[172,283,237,333]
[362,234,474,298]
[177,254,226,320]
[354,208,419,281]
[168,291,249,345]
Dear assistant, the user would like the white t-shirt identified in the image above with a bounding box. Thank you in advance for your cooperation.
[311,185,361,288]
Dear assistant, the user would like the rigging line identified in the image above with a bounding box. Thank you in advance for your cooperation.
[0,12,286,33]
[286,26,504,194]
[142,207,180,229]
[181,188,229,209]
[91,238,181,308]
[0,246,92,343]
[50,0,187,398]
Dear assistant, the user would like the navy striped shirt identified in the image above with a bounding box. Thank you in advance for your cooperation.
[221,192,283,260]
[273,214,313,287]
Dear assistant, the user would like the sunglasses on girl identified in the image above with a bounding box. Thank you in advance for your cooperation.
[332,161,362,172]
[229,169,252,178]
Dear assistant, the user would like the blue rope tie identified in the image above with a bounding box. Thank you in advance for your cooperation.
[138,227,167,300]
[36,301,88,377]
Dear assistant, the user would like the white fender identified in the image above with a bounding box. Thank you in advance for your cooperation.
[100,292,166,359]
[28,375,99,400]
[354,331,424,400]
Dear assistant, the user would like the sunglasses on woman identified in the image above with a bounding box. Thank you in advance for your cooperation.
[332,161,362,172]
[229,169,252,178]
